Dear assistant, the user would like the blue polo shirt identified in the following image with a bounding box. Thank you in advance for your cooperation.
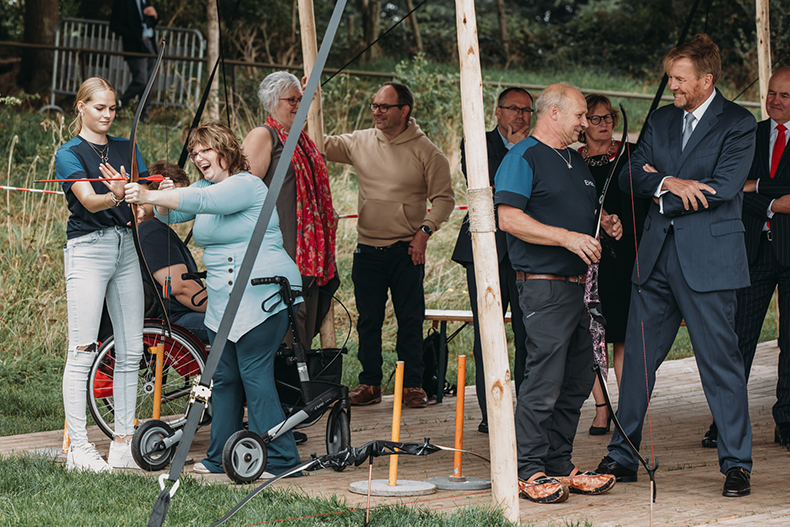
[494,137,598,276]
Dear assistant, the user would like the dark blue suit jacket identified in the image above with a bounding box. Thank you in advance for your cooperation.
[451,128,509,265]
[742,119,790,266]
[618,89,756,292]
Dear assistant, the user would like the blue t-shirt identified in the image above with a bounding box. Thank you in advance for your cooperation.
[55,135,149,239]
[139,218,202,320]
[494,137,598,276]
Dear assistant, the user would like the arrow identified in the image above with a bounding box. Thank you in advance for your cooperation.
[2,185,64,195]
[35,174,167,184]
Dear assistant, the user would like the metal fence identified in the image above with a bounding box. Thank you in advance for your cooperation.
[46,18,205,112]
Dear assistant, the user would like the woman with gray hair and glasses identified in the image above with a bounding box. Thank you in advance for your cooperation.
[242,71,338,350]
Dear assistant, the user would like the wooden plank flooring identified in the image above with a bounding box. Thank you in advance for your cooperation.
[2,340,788,526]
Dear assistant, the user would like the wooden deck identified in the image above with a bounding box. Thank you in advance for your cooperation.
[2,340,788,526]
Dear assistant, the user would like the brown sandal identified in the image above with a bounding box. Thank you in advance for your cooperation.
[518,472,570,503]
[555,467,616,495]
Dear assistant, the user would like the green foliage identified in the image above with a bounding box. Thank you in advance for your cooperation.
[0,454,518,526]
[394,53,461,147]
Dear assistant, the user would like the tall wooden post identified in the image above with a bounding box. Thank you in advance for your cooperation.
[756,0,771,120]
[298,0,337,348]
[454,0,518,521]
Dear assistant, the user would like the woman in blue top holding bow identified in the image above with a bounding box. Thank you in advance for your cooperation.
[122,122,302,475]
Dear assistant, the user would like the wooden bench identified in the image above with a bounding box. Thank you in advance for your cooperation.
[424,309,512,403]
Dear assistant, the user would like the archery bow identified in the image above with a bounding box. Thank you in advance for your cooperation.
[127,38,172,337]
[585,105,659,503]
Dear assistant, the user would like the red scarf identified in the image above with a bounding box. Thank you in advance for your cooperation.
[266,115,336,285]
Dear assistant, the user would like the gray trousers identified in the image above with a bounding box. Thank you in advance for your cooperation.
[515,279,595,480]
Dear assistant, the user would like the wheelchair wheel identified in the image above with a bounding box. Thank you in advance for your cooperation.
[131,419,176,471]
[326,404,351,472]
[223,430,268,484]
[87,321,207,439]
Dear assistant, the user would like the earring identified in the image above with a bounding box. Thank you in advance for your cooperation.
[80,112,84,117]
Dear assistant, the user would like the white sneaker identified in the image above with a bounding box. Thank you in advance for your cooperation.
[193,462,212,474]
[108,439,140,469]
[66,443,112,473]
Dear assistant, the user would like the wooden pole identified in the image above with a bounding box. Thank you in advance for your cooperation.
[298,0,336,348]
[453,0,519,521]
[452,355,466,479]
[756,0,771,121]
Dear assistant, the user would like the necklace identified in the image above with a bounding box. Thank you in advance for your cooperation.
[86,139,110,164]
[550,145,572,169]
[581,139,618,166]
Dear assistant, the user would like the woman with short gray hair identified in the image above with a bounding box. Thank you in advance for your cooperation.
[242,71,338,350]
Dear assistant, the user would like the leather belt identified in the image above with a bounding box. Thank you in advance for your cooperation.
[516,271,586,284]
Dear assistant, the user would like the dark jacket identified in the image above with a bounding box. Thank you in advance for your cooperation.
[110,0,158,54]
[451,128,509,265]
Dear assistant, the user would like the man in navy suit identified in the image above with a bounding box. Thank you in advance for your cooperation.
[451,88,532,434]
[597,34,757,497]
[725,66,790,452]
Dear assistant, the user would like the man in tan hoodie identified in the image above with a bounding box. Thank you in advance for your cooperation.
[325,82,455,408]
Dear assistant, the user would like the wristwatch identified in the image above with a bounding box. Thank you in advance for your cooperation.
[420,225,433,236]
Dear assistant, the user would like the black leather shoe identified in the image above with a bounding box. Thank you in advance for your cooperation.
[596,455,638,482]
[702,421,718,448]
[722,466,750,497]
[478,420,488,434]
[775,422,790,451]
[293,431,307,444]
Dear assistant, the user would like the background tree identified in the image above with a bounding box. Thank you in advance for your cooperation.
[17,0,59,93]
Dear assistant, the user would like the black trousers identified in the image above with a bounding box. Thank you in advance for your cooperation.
[514,279,594,479]
[120,39,157,118]
[352,243,425,388]
[466,253,527,421]
[736,233,790,425]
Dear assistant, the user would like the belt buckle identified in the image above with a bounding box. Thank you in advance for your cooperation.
[767,230,773,242]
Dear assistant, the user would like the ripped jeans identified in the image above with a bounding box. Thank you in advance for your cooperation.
[62,227,144,446]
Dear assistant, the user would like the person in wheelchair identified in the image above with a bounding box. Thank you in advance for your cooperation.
[122,122,303,476]
[136,161,209,343]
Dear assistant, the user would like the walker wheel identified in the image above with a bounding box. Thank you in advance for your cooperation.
[222,430,268,484]
[131,420,176,472]
[326,404,351,472]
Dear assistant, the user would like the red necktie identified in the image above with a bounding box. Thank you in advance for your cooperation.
[771,124,786,178]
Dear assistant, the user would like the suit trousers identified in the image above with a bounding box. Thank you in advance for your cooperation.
[515,279,594,480]
[352,243,425,388]
[735,233,790,424]
[608,232,752,474]
[466,252,527,421]
[121,39,157,119]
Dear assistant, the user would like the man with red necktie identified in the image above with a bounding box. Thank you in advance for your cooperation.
[702,66,790,453]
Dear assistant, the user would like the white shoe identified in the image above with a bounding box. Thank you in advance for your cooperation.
[108,439,140,469]
[193,462,212,474]
[66,443,112,473]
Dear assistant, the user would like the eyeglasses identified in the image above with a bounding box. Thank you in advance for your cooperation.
[280,97,302,107]
[188,147,214,161]
[498,105,534,115]
[370,103,406,113]
[588,114,614,125]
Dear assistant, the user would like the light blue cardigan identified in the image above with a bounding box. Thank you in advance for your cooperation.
[156,172,302,342]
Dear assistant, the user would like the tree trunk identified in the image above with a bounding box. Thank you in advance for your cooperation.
[405,0,423,52]
[361,0,381,61]
[206,0,221,121]
[495,0,510,67]
[18,0,59,94]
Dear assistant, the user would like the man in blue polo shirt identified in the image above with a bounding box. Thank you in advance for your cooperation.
[495,83,621,503]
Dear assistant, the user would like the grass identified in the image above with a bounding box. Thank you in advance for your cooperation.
[0,453,519,526]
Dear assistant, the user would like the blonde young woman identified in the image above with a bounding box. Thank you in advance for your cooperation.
[56,77,147,471]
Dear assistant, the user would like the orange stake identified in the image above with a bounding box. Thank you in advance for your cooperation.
[62,421,70,454]
[152,343,164,420]
[452,355,466,479]
[388,361,405,486]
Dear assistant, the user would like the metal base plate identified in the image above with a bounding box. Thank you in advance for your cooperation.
[425,476,491,490]
[349,479,436,496]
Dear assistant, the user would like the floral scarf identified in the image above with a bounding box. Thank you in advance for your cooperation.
[266,115,336,285]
